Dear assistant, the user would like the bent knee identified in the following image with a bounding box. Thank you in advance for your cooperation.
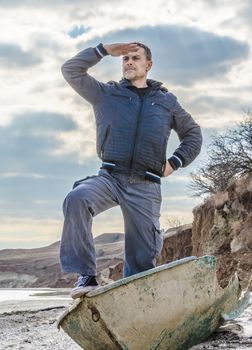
[62,187,90,215]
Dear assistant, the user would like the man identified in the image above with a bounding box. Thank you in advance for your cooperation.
[60,42,202,299]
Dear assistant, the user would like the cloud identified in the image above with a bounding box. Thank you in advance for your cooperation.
[0,0,82,7]
[68,25,90,38]
[0,1,251,248]
[80,25,250,85]
[190,95,249,120]
[0,217,62,249]
[234,1,252,32]
[12,110,77,132]
[0,43,42,68]
[0,111,78,173]
[28,33,62,52]
[0,109,101,223]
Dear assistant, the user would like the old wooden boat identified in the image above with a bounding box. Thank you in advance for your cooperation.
[57,256,250,350]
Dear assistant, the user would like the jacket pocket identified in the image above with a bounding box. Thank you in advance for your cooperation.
[101,125,111,158]
[111,92,132,101]
[161,137,168,175]
[151,101,171,112]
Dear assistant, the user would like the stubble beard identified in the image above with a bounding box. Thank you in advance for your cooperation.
[123,69,136,80]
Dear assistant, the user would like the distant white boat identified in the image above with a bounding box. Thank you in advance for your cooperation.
[57,256,251,350]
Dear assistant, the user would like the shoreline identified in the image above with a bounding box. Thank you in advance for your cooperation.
[0,288,72,314]
[0,290,251,349]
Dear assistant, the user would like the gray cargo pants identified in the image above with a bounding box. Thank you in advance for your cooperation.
[59,168,163,278]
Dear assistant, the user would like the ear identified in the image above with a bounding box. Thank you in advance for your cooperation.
[146,60,153,72]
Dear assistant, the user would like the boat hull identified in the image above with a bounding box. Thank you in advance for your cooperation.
[57,256,246,350]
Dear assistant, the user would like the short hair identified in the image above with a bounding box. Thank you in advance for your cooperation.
[133,42,152,61]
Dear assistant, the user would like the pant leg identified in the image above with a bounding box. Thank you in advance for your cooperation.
[120,181,163,277]
[59,173,119,276]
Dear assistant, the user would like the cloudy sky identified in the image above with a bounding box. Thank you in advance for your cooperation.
[0,0,251,249]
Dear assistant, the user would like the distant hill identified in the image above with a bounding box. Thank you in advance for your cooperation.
[0,233,124,288]
[94,232,124,244]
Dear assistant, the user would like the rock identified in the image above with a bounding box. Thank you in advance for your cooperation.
[109,261,124,281]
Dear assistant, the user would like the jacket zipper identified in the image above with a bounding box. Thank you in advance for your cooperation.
[129,95,144,172]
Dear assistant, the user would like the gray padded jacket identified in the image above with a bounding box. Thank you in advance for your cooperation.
[61,46,202,179]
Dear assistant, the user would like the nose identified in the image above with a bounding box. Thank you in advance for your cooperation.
[126,57,134,65]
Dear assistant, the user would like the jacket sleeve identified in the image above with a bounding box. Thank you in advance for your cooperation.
[171,97,202,167]
[61,47,107,105]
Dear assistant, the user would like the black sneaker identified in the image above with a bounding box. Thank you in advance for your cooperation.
[70,275,99,299]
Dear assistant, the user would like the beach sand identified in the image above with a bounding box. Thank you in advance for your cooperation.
[0,290,251,350]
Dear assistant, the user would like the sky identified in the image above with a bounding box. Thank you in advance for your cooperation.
[0,0,251,249]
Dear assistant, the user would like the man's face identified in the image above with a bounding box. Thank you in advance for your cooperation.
[122,47,152,81]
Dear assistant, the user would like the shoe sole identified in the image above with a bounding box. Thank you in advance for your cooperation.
[70,285,99,299]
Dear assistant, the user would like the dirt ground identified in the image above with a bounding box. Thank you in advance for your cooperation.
[0,307,80,350]
[0,296,251,350]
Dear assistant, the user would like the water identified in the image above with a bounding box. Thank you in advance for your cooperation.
[0,288,71,301]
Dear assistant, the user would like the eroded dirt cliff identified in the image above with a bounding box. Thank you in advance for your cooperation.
[191,174,252,288]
